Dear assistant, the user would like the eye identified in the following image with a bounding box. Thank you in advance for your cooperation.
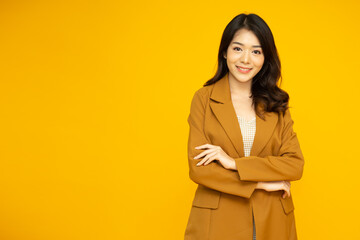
[233,47,242,51]
[253,50,262,55]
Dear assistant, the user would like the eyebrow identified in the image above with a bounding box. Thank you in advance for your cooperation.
[232,42,262,48]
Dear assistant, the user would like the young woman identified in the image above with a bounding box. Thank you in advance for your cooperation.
[184,13,304,240]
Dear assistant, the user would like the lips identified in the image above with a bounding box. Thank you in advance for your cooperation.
[236,66,252,70]
[236,65,252,73]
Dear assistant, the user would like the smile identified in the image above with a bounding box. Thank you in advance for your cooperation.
[236,66,252,73]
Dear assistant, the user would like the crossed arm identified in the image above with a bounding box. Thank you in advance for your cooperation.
[187,90,304,199]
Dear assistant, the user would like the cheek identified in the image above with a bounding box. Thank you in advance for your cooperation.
[227,53,238,63]
[253,57,265,68]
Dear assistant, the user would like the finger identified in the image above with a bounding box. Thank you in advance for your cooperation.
[194,148,217,159]
[283,181,290,189]
[196,157,207,166]
[281,183,290,198]
[196,156,211,166]
[195,144,214,149]
[285,191,289,198]
[282,191,287,198]
[196,151,217,166]
[203,152,217,165]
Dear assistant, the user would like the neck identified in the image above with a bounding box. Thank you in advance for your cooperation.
[228,73,252,99]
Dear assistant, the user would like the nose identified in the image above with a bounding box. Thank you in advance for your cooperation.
[240,49,250,64]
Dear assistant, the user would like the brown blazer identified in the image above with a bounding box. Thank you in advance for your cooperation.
[184,73,304,240]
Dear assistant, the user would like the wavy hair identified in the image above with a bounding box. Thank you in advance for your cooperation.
[204,13,289,118]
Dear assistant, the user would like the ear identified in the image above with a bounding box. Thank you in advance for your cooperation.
[223,51,227,59]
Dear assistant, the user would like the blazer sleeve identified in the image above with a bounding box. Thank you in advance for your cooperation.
[234,108,305,182]
[187,89,257,199]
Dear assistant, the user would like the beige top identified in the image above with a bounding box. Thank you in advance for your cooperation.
[237,116,256,157]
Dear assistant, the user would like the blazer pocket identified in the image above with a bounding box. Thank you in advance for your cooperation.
[279,195,295,215]
[192,184,221,209]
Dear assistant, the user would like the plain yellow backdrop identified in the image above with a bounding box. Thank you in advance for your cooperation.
[0,0,359,239]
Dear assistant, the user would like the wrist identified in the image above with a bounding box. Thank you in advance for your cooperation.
[231,157,237,170]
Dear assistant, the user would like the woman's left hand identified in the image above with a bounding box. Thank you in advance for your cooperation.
[194,144,235,170]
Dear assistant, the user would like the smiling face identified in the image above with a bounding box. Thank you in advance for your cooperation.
[224,28,265,84]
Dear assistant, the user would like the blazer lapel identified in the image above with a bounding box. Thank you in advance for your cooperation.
[209,73,278,158]
[251,110,278,156]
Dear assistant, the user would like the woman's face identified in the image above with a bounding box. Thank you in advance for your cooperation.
[224,28,265,84]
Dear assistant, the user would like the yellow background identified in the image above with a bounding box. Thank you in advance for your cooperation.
[0,0,359,239]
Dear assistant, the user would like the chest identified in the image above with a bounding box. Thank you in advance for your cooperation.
[231,98,256,121]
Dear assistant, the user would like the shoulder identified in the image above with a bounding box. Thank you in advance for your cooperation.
[278,107,295,129]
[282,107,293,121]
[191,84,213,102]
[188,84,214,115]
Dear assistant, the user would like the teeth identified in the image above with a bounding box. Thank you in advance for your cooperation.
[237,66,251,71]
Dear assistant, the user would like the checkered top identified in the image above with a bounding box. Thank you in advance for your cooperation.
[237,116,256,157]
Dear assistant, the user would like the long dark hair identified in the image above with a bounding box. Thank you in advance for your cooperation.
[204,13,289,118]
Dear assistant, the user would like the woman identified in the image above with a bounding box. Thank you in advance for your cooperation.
[184,13,304,240]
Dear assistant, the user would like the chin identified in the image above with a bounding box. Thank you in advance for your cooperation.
[229,70,253,83]
[233,75,253,83]
[237,79,252,84]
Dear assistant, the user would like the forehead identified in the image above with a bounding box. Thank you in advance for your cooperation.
[231,29,261,46]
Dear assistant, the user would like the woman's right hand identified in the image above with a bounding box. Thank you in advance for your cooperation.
[256,181,291,198]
